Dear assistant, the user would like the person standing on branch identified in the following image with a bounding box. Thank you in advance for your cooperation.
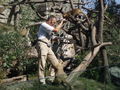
[36,15,65,84]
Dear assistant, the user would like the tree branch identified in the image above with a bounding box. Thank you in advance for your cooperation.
[66,42,112,83]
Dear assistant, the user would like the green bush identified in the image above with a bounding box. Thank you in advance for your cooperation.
[0,31,27,70]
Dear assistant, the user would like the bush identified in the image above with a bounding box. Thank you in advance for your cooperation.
[0,31,28,73]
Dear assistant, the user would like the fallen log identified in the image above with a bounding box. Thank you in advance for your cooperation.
[1,75,27,84]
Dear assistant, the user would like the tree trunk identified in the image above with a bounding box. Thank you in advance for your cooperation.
[98,0,111,83]
[101,47,111,83]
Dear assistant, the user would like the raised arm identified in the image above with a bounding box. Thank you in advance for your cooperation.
[53,19,65,32]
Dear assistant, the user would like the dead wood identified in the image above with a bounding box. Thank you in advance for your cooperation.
[1,75,27,84]
[90,25,97,46]
[66,42,112,83]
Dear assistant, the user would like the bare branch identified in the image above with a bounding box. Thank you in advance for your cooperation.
[66,42,112,83]
[1,75,27,84]
[69,0,74,10]
[90,25,97,46]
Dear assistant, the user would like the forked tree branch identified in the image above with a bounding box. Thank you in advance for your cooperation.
[66,42,112,83]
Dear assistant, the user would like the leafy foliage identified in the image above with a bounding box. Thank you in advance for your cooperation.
[18,5,37,29]
[104,1,120,65]
[0,31,27,70]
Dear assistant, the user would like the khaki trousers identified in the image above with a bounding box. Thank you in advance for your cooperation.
[36,38,59,84]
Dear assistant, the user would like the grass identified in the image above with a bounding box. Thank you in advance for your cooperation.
[0,77,119,90]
